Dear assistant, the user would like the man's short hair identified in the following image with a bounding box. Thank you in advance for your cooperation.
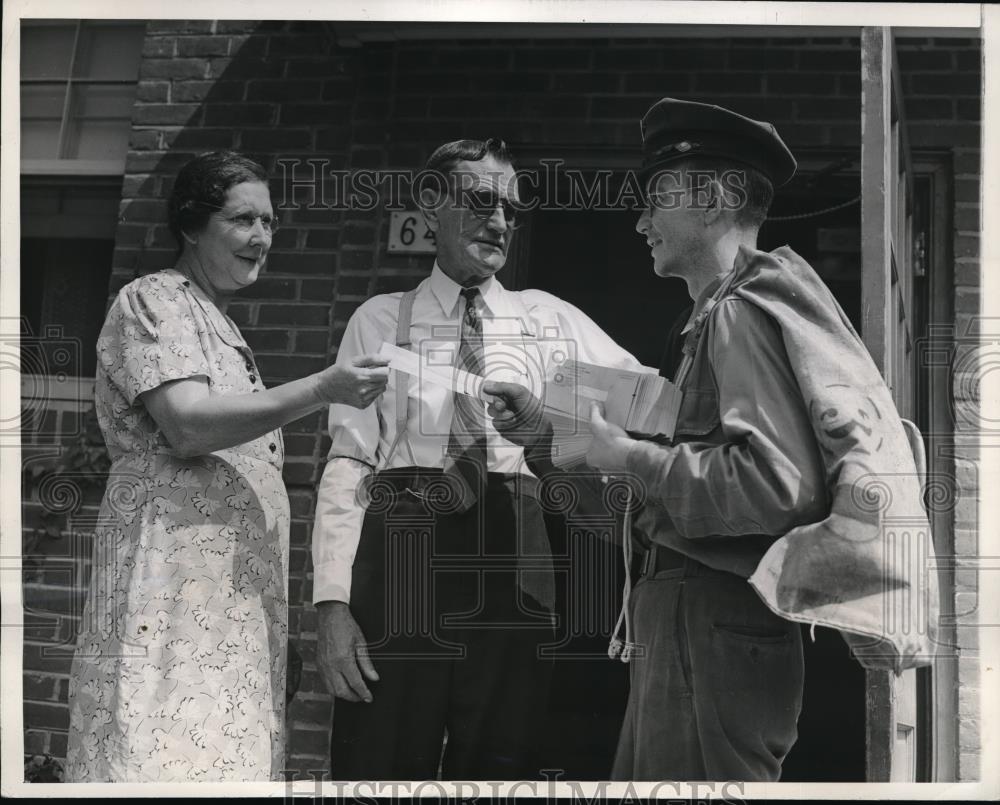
[664,156,774,229]
[425,138,514,176]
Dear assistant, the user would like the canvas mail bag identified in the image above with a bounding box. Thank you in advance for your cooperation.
[692,245,940,674]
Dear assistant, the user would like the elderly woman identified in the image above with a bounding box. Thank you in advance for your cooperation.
[64,151,388,782]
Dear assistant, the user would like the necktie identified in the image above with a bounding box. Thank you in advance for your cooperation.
[444,287,488,511]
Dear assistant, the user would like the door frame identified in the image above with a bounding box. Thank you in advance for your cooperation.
[859,152,956,783]
[859,24,959,782]
[913,153,958,783]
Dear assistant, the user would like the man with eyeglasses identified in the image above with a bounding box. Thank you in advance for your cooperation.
[310,138,639,780]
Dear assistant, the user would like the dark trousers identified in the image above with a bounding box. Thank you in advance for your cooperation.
[612,552,804,781]
[330,469,555,781]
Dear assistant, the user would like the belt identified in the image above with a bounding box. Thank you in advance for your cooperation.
[363,466,539,510]
[638,543,687,576]
[638,544,735,579]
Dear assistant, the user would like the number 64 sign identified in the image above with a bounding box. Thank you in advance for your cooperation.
[387,211,437,254]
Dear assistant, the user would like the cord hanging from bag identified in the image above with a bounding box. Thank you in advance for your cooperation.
[608,486,635,663]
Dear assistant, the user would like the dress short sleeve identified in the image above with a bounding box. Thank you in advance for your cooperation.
[97,275,211,405]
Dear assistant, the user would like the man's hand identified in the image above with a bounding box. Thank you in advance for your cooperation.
[585,402,635,473]
[483,380,551,448]
[316,601,379,703]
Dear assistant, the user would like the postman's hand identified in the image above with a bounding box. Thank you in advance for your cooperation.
[483,380,551,448]
[585,402,634,473]
[316,601,379,703]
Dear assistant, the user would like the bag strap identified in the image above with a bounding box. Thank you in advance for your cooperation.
[673,269,743,388]
[382,288,418,467]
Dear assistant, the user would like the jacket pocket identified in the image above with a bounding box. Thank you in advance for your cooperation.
[672,387,721,438]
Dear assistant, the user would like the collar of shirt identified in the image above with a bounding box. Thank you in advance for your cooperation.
[428,261,504,320]
[681,272,729,334]
[162,267,247,350]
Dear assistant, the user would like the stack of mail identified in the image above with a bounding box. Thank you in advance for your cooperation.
[378,343,683,469]
[542,360,683,467]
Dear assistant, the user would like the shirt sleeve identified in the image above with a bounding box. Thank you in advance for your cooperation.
[520,290,641,370]
[98,278,211,405]
[325,303,384,464]
[517,292,644,538]
[625,298,828,539]
[311,304,384,605]
[311,456,372,604]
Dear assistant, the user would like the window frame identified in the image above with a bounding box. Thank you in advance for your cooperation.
[20,19,146,176]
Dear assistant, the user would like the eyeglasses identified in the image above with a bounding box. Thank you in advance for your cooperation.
[194,202,280,234]
[219,210,280,235]
[454,188,522,229]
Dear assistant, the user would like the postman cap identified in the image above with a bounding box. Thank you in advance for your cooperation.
[640,97,797,187]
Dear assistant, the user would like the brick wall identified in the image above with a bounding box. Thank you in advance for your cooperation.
[22,21,981,781]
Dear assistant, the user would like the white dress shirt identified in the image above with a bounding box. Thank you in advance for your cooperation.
[311,263,638,604]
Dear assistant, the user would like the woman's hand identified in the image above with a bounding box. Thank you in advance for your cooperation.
[315,355,390,408]
[585,402,635,473]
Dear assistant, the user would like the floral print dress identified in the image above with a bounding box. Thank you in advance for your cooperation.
[64,269,289,782]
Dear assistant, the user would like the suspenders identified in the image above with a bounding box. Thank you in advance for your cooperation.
[382,288,418,467]
[379,285,538,469]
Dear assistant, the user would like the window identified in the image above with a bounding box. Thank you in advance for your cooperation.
[20,20,146,174]
[20,179,120,379]
[19,20,146,398]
